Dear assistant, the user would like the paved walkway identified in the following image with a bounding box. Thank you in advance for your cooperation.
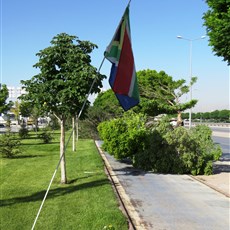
[95,141,230,230]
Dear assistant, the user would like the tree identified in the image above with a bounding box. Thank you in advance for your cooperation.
[203,0,230,65]
[19,100,43,132]
[10,101,20,124]
[210,110,219,120]
[83,90,124,137]
[92,90,124,118]
[0,84,13,114]
[21,33,105,184]
[218,109,230,121]
[137,70,197,124]
[20,101,33,118]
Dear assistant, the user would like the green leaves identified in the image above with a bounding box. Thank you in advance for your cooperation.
[137,70,197,117]
[98,114,222,175]
[97,112,147,159]
[0,84,13,114]
[21,33,106,119]
[203,0,230,64]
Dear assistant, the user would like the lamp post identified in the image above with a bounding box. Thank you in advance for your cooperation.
[177,35,205,129]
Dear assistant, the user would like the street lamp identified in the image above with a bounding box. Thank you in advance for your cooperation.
[177,35,206,129]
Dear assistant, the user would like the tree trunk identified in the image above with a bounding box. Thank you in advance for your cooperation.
[76,116,79,141]
[60,118,67,184]
[72,116,76,152]
[177,111,183,126]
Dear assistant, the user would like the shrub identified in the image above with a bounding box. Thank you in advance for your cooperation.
[190,125,222,175]
[18,125,29,139]
[98,114,221,175]
[97,112,147,159]
[132,125,187,174]
[0,133,21,158]
[38,128,53,144]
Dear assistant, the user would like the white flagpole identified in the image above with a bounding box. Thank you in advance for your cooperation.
[31,130,73,230]
[78,56,106,119]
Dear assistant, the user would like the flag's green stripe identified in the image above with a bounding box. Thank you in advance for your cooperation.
[105,45,121,60]
[131,77,140,100]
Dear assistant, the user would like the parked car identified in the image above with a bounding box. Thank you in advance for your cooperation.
[170,118,177,127]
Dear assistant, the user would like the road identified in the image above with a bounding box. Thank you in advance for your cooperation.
[211,127,230,173]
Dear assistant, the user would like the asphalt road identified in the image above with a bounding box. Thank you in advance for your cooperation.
[210,127,229,173]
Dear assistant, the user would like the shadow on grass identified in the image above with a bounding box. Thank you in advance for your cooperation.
[0,178,109,207]
[13,155,45,159]
[1,155,45,159]
[21,141,59,146]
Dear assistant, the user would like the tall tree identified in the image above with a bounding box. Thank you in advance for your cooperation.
[84,90,124,134]
[0,84,13,114]
[137,70,197,124]
[203,0,230,65]
[92,90,124,119]
[21,33,105,184]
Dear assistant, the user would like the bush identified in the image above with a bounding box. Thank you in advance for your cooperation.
[98,112,147,159]
[18,125,29,139]
[164,126,220,175]
[38,128,53,143]
[98,115,222,175]
[0,133,21,158]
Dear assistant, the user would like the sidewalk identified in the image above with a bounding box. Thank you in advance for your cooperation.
[95,141,230,230]
[193,173,229,197]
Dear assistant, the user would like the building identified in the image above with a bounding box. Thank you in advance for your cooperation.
[7,86,26,101]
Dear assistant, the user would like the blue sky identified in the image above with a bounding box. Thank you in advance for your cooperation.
[1,0,229,112]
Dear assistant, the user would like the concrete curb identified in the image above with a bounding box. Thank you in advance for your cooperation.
[95,141,146,230]
[190,175,230,198]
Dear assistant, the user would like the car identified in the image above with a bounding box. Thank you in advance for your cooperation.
[10,120,18,125]
[170,118,177,127]
[0,123,5,128]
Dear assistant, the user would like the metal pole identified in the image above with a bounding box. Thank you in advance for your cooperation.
[78,57,105,120]
[31,129,74,230]
[177,35,205,129]
[189,40,193,129]
[0,0,3,85]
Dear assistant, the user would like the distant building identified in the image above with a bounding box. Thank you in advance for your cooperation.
[7,86,26,101]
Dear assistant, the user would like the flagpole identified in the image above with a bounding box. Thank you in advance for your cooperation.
[78,56,106,119]
[31,129,74,230]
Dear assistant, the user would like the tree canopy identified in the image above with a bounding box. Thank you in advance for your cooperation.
[89,69,197,126]
[21,33,105,118]
[137,70,197,119]
[0,84,13,114]
[203,0,230,65]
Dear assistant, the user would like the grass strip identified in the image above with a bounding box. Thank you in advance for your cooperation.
[0,132,128,230]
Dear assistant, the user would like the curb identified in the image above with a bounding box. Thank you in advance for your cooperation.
[190,175,230,198]
[95,141,146,230]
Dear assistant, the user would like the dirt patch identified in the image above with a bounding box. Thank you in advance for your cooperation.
[193,172,230,197]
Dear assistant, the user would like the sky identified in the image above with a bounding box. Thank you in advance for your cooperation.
[1,0,229,112]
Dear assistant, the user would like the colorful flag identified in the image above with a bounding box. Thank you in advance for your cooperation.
[104,6,140,111]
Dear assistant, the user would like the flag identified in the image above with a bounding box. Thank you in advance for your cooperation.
[104,6,140,111]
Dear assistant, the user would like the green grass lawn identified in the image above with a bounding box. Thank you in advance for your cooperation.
[0,132,128,230]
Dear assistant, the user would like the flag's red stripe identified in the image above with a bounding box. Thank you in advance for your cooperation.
[113,28,134,94]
